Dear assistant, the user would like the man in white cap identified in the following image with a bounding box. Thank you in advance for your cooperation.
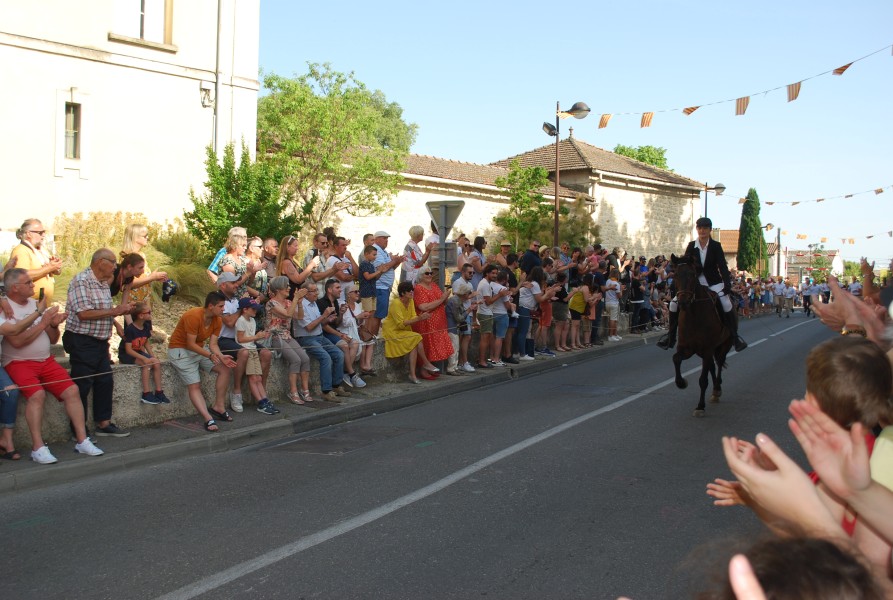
[365,231,404,336]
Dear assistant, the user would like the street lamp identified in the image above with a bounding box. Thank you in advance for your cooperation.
[703,182,726,219]
[759,223,774,278]
[543,101,590,247]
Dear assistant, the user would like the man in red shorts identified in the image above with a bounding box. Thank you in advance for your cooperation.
[0,268,103,464]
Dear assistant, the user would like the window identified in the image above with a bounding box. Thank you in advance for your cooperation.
[65,103,81,160]
[109,0,176,52]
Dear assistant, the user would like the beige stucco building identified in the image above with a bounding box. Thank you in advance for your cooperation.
[0,0,260,240]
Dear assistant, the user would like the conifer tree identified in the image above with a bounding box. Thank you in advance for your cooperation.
[736,188,769,276]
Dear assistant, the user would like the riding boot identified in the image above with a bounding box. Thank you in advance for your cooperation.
[656,311,678,350]
[724,310,747,352]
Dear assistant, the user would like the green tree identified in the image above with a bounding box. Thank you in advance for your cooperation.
[555,196,600,250]
[493,161,552,248]
[736,188,769,276]
[613,144,671,170]
[842,260,861,279]
[184,142,303,251]
[258,63,418,232]
[810,244,832,280]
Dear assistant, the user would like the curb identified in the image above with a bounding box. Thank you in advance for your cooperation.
[0,333,659,494]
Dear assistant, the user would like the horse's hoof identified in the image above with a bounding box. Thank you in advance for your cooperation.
[713,389,722,399]
[693,409,706,418]
[709,394,720,404]
[676,379,688,389]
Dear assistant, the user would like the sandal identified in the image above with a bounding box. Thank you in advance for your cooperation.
[208,407,233,422]
[0,447,22,460]
[204,419,219,432]
[301,390,315,403]
[287,391,305,405]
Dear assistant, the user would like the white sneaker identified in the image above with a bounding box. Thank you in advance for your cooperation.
[461,362,476,373]
[351,373,367,388]
[230,392,244,413]
[341,375,354,388]
[518,355,535,361]
[491,360,506,367]
[75,438,104,456]
[31,445,58,464]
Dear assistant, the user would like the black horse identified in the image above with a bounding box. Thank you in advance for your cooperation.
[669,254,734,417]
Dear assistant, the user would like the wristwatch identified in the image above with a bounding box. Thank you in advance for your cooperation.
[840,325,867,337]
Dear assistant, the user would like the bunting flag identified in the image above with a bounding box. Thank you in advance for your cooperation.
[821,237,827,243]
[833,62,853,75]
[875,188,884,194]
[641,112,654,128]
[599,114,612,129]
[845,194,854,198]
[584,44,890,128]
[738,197,746,204]
[848,238,855,244]
[889,232,893,237]
[766,201,774,205]
[867,235,874,239]
[791,201,800,206]
[796,234,808,239]
[718,184,891,206]
[816,198,824,202]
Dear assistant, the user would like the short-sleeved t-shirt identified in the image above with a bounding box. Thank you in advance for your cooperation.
[118,320,152,363]
[476,279,494,316]
[168,308,222,350]
[235,315,257,349]
[490,282,508,315]
[359,260,377,298]
[605,280,621,305]
[519,281,541,310]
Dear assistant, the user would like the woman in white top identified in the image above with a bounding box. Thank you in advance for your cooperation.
[400,225,433,284]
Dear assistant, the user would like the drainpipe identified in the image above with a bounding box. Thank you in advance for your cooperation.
[213,0,223,154]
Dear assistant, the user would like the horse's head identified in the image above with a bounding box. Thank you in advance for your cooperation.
[672,253,697,307]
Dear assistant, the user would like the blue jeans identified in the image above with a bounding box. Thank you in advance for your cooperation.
[515,306,534,357]
[0,366,19,428]
[298,335,345,392]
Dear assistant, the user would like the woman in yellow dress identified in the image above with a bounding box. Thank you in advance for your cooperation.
[382,282,439,384]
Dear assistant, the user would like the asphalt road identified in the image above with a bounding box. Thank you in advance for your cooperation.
[4,314,832,599]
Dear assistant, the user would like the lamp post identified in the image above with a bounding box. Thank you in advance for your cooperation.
[759,223,774,278]
[703,182,726,219]
[543,101,590,248]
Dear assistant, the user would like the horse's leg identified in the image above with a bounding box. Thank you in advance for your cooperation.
[673,351,687,389]
[710,346,724,403]
[694,355,712,417]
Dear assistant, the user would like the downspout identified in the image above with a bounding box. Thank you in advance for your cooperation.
[213,0,223,154]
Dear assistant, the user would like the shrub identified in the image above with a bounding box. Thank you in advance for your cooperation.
[151,219,211,265]
[52,211,151,268]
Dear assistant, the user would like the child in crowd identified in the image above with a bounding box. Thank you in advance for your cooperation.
[118,301,169,405]
[235,298,279,415]
[708,336,893,571]
[358,245,380,324]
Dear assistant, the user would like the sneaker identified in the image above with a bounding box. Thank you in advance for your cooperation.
[541,348,556,357]
[592,339,605,346]
[503,356,519,364]
[96,424,130,437]
[334,386,352,397]
[491,360,506,367]
[230,392,244,413]
[74,438,104,456]
[350,373,367,388]
[31,445,58,464]
[518,355,535,362]
[257,401,277,415]
[141,391,160,405]
[154,391,171,404]
[535,347,549,355]
[461,362,476,373]
[341,374,354,388]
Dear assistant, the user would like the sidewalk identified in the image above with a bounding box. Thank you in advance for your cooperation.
[0,331,661,494]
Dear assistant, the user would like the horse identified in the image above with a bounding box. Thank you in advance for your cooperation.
[669,254,734,417]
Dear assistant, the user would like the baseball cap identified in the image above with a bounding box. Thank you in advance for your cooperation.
[500,240,512,247]
[216,272,239,285]
[696,217,713,228]
[238,297,261,311]
[374,230,390,238]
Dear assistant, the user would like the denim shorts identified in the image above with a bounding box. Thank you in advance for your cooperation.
[493,314,509,338]
[374,288,391,319]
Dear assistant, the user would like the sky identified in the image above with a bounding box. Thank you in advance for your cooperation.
[259,0,892,266]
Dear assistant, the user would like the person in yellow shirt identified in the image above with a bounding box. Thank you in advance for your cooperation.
[9,219,63,304]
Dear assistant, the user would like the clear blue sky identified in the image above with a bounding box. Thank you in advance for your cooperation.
[259,0,892,266]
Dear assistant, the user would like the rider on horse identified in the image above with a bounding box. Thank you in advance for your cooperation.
[657,217,748,353]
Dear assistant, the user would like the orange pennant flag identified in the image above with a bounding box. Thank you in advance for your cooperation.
[766,201,774,206]
[738,198,746,204]
[640,112,654,128]
[786,82,801,102]
[683,106,700,115]
[735,96,749,115]
[796,234,808,239]
[820,237,827,243]
[782,230,788,235]
[848,238,855,244]
[833,62,853,75]
[875,188,884,195]
[599,114,612,129]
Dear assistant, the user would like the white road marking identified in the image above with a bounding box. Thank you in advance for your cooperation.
[157,331,788,599]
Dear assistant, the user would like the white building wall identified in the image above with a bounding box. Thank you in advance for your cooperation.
[0,0,259,237]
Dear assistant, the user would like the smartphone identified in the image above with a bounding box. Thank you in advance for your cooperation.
[38,288,45,301]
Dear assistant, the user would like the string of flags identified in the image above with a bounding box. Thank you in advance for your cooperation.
[583,44,892,128]
[731,184,891,206]
[761,228,891,246]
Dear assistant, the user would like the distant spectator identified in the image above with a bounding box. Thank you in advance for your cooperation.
[400,225,435,284]
[120,223,167,306]
[275,235,316,300]
[495,240,512,268]
[467,236,487,289]
[382,281,439,384]
[292,282,352,402]
[207,226,246,284]
[367,230,404,337]
[445,280,475,375]
[316,279,365,388]
[518,240,543,279]
[235,298,279,415]
[265,276,313,404]
[219,231,261,299]
[118,301,168,406]
[411,266,453,377]
[327,236,359,301]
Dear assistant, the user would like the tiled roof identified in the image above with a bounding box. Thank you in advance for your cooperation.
[402,154,584,200]
[490,137,704,189]
[715,229,740,251]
